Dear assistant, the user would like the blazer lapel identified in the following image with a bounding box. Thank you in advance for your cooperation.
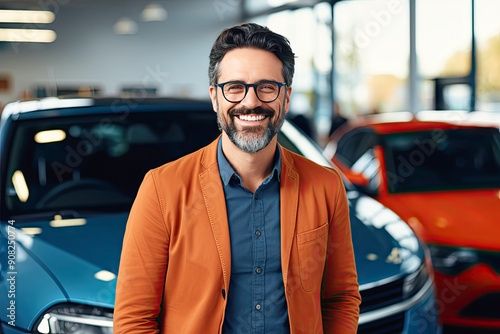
[199,139,232,290]
[279,147,299,286]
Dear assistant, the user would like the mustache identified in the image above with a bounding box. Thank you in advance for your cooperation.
[228,106,275,117]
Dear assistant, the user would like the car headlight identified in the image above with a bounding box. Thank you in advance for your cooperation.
[33,303,113,334]
[429,245,479,276]
[403,263,429,299]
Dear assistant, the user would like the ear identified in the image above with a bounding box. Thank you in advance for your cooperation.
[209,85,218,112]
[284,86,292,114]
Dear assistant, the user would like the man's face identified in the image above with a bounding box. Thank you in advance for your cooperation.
[209,48,291,153]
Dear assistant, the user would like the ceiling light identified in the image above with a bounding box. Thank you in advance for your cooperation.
[94,270,117,282]
[50,215,87,228]
[35,129,66,143]
[0,28,56,43]
[114,17,138,35]
[0,9,55,24]
[12,170,29,202]
[140,3,167,22]
[21,227,43,236]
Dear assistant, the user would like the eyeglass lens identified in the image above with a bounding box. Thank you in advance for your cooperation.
[223,82,280,103]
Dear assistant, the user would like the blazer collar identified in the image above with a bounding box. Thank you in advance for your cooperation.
[199,135,232,290]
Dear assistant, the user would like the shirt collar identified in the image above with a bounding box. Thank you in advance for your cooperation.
[217,137,281,186]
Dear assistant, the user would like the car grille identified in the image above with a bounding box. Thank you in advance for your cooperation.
[359,277,404,313]
[358,312,405,334]
[459,292,500,320]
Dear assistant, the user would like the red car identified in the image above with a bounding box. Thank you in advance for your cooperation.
[324,110,500,329]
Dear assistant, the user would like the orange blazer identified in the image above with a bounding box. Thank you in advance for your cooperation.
[114,137,361,333]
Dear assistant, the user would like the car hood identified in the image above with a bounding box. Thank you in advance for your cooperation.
[15,213,128,308]
[348,191,426,286]
[14,197,424,310]
[379,189,500,250]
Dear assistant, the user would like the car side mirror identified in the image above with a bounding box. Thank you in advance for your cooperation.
[342,169,370,187]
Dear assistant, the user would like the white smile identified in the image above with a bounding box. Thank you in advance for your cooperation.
[237,115,267,121]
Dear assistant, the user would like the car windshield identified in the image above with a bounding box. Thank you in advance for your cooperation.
[383,128,500,193]
[2,110,221,219]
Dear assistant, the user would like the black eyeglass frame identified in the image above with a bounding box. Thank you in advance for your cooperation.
[215,80,287,103]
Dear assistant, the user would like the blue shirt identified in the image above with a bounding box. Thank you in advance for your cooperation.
[218,139,290,334]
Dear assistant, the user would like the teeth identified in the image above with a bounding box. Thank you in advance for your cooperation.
[238,115,266,121]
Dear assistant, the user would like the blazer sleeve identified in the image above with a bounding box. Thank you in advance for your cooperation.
[114,170,170,333]
[321,177,361,333]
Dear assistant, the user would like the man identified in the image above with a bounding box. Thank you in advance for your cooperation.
[114,23,360,333]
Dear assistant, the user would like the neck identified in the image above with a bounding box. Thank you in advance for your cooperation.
[221,133,277,193]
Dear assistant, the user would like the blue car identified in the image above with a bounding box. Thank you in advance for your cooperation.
[0,97,441,333]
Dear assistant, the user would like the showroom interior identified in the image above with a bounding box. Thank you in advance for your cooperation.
[0,0,499,334]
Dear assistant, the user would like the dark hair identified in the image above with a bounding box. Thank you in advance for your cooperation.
[208,23,295,86]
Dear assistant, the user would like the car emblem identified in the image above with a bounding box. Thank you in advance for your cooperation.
[386,247,402,264]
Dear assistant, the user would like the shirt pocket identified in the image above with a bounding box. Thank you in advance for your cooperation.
[296,222,329,292]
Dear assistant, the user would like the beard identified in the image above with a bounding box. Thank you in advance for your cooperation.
[217,105,286,153]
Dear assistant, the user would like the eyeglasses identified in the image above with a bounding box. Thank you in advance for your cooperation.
[215,81,287,103]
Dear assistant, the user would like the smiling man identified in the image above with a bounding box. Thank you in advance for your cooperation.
[114,23,360,334]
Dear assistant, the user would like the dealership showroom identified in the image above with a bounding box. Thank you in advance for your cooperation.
[1,0,499,333]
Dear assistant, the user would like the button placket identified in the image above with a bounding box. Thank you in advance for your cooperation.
[251,191,265,330]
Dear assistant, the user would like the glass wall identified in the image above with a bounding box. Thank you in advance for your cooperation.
[334,0,410,117]
[254,2,333,141]
[475,0,500,112]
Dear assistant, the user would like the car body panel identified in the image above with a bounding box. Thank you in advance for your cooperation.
[434,265,500,327]
[10,214,127,307]
[348,193,424,285]
[0,224,67,330]
[377,189,500,250]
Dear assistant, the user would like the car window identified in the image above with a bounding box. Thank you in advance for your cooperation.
[383,128,500,193]
[3,110,221,219]
[336,129,379,168]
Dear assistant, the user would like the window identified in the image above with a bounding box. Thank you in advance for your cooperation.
[336,129,380,168]
[383,128,500,193]
[476,0,500,111]
[334,0,409,116]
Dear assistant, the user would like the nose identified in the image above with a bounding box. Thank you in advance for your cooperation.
[240,86,263,109]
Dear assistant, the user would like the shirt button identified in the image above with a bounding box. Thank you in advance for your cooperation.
[256,304,261,311]
[255,230,261,237]
[254,194,258,200]
[256,267,262,274]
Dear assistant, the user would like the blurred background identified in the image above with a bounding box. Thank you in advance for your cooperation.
[0,0,500,141]
[1,0,499,144]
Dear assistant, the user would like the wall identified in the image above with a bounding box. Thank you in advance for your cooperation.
[0,0,241,105]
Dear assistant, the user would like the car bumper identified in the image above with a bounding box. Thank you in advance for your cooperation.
[435,264,500,328]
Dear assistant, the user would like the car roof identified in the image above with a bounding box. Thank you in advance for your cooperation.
[341,110,500,135]
[1,96,213,123]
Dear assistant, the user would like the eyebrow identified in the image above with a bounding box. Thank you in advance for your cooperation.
[221,79,283,84]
